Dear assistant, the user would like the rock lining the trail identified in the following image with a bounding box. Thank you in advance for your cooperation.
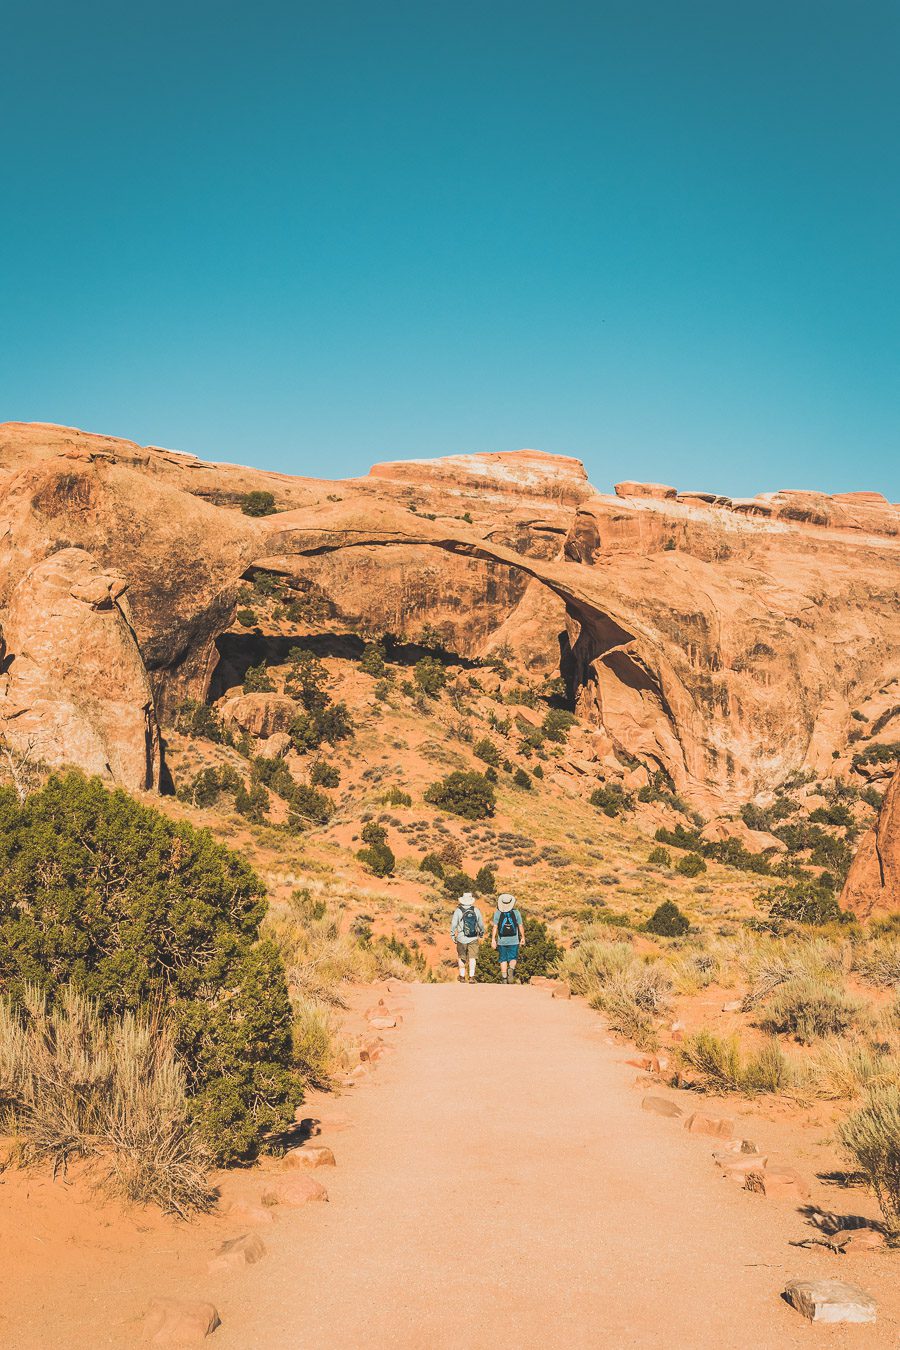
[141,1297,221,1344]
[784,1278,877,1323]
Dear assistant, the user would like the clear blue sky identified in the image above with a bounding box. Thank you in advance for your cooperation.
[3,1,898,497]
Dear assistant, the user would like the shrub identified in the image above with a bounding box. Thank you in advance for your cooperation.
[477,919,562,984]
[381,787,412,806]
[173,699,228,744]
[590,784,634,817]
[542,708,576,743]
[533,764,544,779]
[310,760,340,788]
[474,865,497,895]
[0,774,301,1165]
[357,842,396,877]
[235,608,258,628]
[473,737,501,768]
[424,771,496,820]
[291,996,341,1089]
[414,657,447,697]
[360,642,386,677]
[591,964,672,1048]
[288,784,333,826]
[758,978,861,1043]
[675,853,706,877]
[840,1086,900,1232]
[443,870,477,901]
[361,821,388,847]
[243,662,274,693]
[235,780,269,822]
[764,880,849,926]
[241,490,277,517]
[644,901,690,937]
[0,986,210,1215]
[419,853,445,879]
[648,846,671,866]
[679,1030,794,1095]
[513,767,532,789]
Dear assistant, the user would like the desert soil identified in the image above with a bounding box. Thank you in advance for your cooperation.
[5,984,899,1348]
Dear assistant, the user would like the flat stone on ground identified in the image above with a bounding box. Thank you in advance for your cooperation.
[141,1297,221,1344]
[207,1232,266,1273]
[282,1145,336,1170]
[262,1175,329,1208]
[641,1095,683,1118]
[683,1112,734,1139]
[784,1279,876,1323]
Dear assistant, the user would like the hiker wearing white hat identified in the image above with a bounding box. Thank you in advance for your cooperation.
[491,893,524,983]
[450,892,485,983]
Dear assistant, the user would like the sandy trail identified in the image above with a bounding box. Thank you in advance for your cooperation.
[210,983,896,1349]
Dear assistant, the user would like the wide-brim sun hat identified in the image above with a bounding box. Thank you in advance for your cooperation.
[497,893,516,912]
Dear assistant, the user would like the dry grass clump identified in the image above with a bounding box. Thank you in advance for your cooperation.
[678,1029,797,1095]
[855,938,900,989]
[291,995,348,1088]
[0,987,210,1216]
[758,977,863,1044]
[840,1085,900,1233]
[808,1039,900,1100]
[557,938,671,1048]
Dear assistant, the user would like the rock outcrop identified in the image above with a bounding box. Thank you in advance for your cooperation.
[1,421,898,808]
[840,768,900,919]
[0,548,159,790]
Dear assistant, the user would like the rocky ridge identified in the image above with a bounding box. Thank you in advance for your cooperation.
[1,421,898,819]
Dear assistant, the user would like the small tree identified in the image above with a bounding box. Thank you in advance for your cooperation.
[648,846,671,866]
[473,738,501,768]
[675,853,706,877]
[414,657,447,697]
[475,865,497,895]
[764,880,849,926]
[357,842,395,877]
[241,490,277,517]
[310,760,340,788]
[360,642,386,677]
[361,821,388,847]
[542,709,576,743]
[420,853,445,879]
[425,771,496,820]
[513,767,532,789]
[645,900,690,937]
[590,784,634,818]
[243,662,274,694]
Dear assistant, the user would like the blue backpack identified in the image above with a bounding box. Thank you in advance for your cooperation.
[497,909,518,939]
[462,908,480,938]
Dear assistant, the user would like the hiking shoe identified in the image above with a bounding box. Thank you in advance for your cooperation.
[457,975,466,983]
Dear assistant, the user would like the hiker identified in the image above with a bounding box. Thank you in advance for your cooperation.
[450,891,485,983]
[491,893,525,983]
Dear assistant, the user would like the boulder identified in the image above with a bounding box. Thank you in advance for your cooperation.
[835,1228,886,1254]
[683,1113,734,1139]
[713,1152,769,1180]
[207,1232,266,1273]
[641,1096,683,1118]
[551,984,571,1000]
[141,1298,221,1345]
[368,1016,398,1030]
[783,1279,876,1324]
[257,730,292,759]
[218,693,296,739]
[699,818,786,854]
[261,1175,328,1207]
[840,767,900,920]
[221,1199,276,1226]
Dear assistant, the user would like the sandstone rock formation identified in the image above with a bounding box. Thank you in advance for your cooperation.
[0,548,158,791]
[1,421,898,809]
[840,768,900,919]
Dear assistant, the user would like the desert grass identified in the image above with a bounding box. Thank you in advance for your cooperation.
[557,937,672,1048]
[840,1085,900,1232]
[678,1029,798,1095]
[757,977,864,1043]
[0,987,210,1216]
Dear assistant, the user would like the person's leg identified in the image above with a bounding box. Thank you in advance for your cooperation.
[456,940,467,982]
[467,939,479,983]
[499,959,508,983]
[508,958,517,982]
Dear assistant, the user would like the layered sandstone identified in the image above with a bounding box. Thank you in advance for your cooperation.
[0,421,898,811]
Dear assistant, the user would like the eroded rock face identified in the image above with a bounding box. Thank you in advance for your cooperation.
[841,768,900,919]
[1,421,898,809]
[0,548,159,790]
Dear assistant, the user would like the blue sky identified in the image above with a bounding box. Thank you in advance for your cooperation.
[3,0,898,497]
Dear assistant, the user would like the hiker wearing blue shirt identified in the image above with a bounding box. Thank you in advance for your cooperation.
[450,892,485,983]
[492,893,525,983]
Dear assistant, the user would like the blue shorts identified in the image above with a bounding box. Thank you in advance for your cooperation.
[498,942,519,964]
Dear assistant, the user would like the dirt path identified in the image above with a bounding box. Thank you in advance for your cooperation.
[209,983,897,1349]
